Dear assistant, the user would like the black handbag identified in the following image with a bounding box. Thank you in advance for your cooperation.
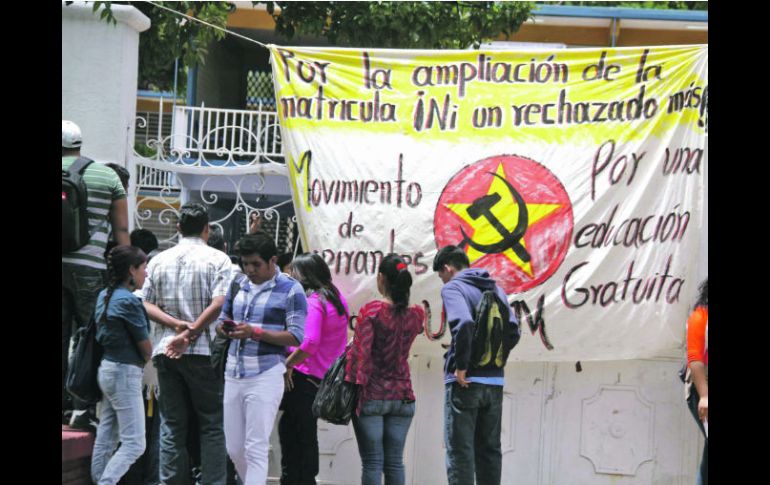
[678,359,688,383]
[210,279,243,375]
[65,314,104,405]
[210,333,230,376]
[311,351,358,425]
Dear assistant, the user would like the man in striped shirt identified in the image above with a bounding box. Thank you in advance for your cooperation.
[62,120,130,424]
[141,203,233,485]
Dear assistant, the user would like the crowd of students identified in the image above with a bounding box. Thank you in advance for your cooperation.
[64,120,706,485]
[67,206,521,485]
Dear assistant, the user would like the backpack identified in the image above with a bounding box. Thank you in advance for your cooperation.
[210,278,244,375]
[470,290,520,370]
[312,351,358,425]
[65,313,104,405]
[62,157,94,254]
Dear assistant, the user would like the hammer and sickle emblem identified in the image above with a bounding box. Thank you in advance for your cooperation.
[459,172,531,262]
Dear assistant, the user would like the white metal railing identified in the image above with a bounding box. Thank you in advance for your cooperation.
[135,110,172,148]
[128,97,295,253]
[133,97,285,169]
[170,102,285,167]
[136,164,174,189]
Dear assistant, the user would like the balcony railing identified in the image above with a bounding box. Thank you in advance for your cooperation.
[129,98,297,256]
[136,164,175,190]
[134,99,285,169]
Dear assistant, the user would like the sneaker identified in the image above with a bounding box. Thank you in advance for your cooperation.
[69,409,98,433]
[190,466,203,485]
[62,409,73,426]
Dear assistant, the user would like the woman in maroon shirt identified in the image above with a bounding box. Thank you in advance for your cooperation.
[345,254,425,485]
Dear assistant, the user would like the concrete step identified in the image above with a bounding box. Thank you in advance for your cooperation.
[62,425,93,485]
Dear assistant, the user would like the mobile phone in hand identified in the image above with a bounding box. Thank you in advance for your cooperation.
[222,320,236,333]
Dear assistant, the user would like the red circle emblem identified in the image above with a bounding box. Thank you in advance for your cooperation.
[434,154,573,294]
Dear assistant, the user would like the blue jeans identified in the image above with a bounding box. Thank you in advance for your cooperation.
[121,391,161,485]
[687,385,708,485]
[91,360,146,485]
[444,382,503,485]
[352,399,415,485]
[155,354,227,485]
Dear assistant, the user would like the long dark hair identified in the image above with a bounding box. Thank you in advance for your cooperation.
[379,253,413,313]
[291,253,347,317]
[694,278,708,310]
[102,245,147,322]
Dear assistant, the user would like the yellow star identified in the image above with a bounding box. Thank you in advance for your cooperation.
[446,163,561,278]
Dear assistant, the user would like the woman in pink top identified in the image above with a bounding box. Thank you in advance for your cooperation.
[279,252,349,485]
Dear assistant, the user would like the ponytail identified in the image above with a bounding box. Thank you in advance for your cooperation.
[102,252,118,323]
[379,254,413,313]
[102,245,147,321]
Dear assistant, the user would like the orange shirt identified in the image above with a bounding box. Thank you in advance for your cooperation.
[686,306,708,367]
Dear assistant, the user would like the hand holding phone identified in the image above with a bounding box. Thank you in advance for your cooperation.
[222,320,236,333]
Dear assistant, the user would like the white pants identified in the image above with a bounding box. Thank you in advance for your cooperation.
[224,363,285,485]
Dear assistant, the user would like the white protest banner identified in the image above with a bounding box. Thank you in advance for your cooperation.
[269,44,707,361]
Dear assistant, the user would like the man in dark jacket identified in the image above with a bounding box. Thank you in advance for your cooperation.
[433,245,520,485]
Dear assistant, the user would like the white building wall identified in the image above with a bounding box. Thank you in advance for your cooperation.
[62,1,150,166]
[266,356,704,484]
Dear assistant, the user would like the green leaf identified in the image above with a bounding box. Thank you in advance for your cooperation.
[267,1,535,49]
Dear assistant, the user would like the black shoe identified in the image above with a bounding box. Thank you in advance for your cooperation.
[69,409,98,433]
[190,466,203,485]
[62,410,73,425]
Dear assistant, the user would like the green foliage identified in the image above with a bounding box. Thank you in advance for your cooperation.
[134,142,158,159]
[87,2,233,92]
[260,1,535,49]
[554,2,708,10]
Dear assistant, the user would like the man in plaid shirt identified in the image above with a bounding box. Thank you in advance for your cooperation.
[141,203,233,485]
[215,233,307,485]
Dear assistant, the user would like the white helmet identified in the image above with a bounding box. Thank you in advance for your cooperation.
[62,120,82,148]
